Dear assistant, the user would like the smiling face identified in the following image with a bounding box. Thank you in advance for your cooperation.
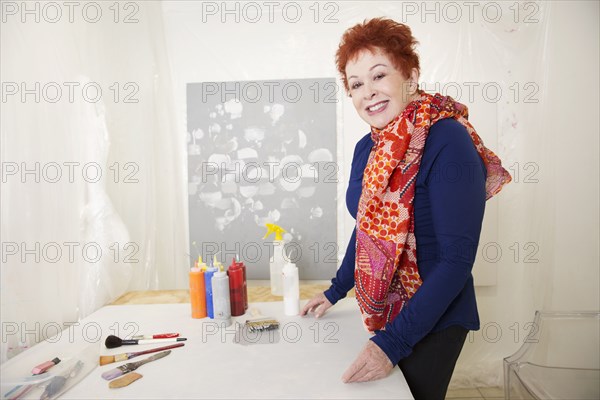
[345,48,419,129]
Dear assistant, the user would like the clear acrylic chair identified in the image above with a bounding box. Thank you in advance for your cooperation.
[503,311,600,399]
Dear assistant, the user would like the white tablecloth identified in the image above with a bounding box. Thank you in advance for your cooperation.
[1,298,413,399]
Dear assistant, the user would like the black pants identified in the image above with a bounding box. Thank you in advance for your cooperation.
[398,325,469,400]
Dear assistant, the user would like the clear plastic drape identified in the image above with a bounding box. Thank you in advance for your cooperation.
[1,2,187,362]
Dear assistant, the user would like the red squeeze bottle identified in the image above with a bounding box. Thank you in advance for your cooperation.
[190,258,207,319]
[228,258,245,316]
[237,258,248,310]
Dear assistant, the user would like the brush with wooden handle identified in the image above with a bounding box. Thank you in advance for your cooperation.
[101,351,171,381]
[99,342,184,366]
[109,372,143,389]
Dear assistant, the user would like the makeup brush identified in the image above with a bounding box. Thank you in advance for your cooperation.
[104,335,186,349]
[99,342,185,366]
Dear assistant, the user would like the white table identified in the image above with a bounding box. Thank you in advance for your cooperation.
[1,299,413,399]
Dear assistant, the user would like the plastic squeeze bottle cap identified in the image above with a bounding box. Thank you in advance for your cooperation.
[197,256,208,271]
[263,223,286,241]
[213,255,225,271]
[213,270,227,278]
[285,249,295,267]
[228,257,240,271]
[234,254,245,267]
[206,261,218,272]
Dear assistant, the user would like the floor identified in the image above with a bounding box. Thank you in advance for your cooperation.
[446,386,505,400]
[111,281,505,400]
[110,280,341,305]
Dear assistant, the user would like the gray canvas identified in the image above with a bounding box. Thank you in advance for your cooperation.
[187,78,338,279]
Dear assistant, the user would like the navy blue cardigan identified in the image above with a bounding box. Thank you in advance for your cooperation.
[324,118,486,365]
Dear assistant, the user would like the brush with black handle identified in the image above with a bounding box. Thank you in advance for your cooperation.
[101,350,171,381]
[104,334,187,349]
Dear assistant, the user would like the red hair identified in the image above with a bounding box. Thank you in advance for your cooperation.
[336,18,420,91]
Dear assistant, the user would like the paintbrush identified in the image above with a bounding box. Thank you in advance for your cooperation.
[104,334,187,349]
[99,342,185,366]
[40,361,84,400]
[132,333,179,340]
[245,317,280,333]
[101,351,171,381]
[245,308,280,333]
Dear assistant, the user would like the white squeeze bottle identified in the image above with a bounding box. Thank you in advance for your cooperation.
[263,223,286,296]
[282,257,300,316]
[211,269,232,327]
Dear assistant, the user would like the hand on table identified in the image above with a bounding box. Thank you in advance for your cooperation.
[300,292,332,318]
[342,340,394,383]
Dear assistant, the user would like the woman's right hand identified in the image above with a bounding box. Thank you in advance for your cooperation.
[300,292,333,318]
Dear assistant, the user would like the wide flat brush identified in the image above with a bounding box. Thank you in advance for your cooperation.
[245,308,280,333]
[99,342,184,366]
[245,317,280,333]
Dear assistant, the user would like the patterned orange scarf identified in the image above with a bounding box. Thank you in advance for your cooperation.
[355,91,511,332]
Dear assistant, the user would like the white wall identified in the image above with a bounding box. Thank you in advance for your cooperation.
[546,3,599,311]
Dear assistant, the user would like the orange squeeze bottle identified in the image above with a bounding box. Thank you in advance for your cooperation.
[190,256,207,318]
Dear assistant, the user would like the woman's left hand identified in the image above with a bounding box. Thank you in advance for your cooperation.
[342,340,394,383]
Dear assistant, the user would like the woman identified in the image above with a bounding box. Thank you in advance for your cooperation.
[300,18,511,400]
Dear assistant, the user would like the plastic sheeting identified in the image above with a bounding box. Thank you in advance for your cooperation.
[1,2,186,362]
[2,0,599,390]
